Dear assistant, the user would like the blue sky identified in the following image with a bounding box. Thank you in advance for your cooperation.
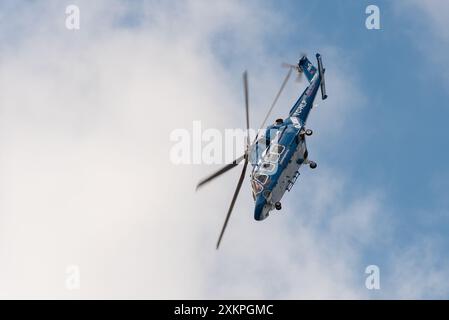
[274,0,449,297]
[280,0,449,295]
[1,0,448,298]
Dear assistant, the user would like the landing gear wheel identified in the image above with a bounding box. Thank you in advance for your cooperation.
[309,161,317,169]
[275,202,282,210]
[305,129,313,136]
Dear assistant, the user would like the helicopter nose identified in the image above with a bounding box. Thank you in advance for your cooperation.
[254,197,270,221]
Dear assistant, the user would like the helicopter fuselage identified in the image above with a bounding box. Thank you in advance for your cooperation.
[250,56,323,220]
[250,124,308,220]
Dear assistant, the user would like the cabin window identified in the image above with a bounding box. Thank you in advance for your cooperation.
[269,144,285,154]
[266,153,280,163]
[261,162,275,173]
[254,173,268,185]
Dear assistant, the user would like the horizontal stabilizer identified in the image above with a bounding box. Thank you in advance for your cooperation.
[316,53,328,100]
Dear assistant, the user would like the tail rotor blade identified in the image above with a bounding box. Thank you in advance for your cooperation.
[282,62,299,70]
[216,156,249,249]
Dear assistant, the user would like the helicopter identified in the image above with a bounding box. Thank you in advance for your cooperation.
[196,53,328,249]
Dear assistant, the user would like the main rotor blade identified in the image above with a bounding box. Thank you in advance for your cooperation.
[196,155,245,190]
[252,67,292,144]
[216,156,249,249]
[243,71,250,149]
[197,72,250,191]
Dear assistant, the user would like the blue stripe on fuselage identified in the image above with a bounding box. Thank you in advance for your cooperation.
[289,74,321,126]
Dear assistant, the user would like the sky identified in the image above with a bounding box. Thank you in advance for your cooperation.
[0,0,448,299]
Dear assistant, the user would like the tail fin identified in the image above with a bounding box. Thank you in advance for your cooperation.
[316,53,328,100]
[298,55,317,83]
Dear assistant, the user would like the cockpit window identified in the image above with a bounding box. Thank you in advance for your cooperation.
[257,137,268,148]
[254,173,268,185]
[250,137,269,166]
[251,180,263,195]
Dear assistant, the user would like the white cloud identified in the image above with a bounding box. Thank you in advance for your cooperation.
[406,0,449,40]
[387,242,449,299]
[395,0,449,86]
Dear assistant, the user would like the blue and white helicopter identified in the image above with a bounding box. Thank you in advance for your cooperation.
[197,54,328,249]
